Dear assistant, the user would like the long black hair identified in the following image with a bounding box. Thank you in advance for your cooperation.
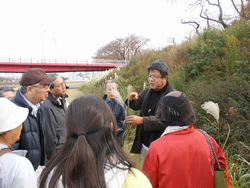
[39,95,135,188]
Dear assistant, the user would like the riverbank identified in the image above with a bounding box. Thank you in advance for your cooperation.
[0,80,86,91]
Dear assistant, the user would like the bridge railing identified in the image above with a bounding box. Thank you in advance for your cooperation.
[0,58,129,65]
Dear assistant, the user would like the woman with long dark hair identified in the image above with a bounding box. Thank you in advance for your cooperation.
[39,95,152,188]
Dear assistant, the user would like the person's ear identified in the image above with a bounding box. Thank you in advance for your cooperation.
[26,86,34,94]
[163,75,168,81]
[110,122,113,131]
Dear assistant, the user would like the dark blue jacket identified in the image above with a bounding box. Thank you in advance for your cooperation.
[10,90,46,170]
[102,94,127,145]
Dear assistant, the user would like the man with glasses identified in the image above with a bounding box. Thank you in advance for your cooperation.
[102,80,127,146]
[11,68,56,170]
[126,60,174,164]
[43,76,67,161]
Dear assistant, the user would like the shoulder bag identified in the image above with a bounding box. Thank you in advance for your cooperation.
[198,129,231,188]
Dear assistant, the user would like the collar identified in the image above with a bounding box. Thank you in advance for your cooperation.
[19,90,40,116]
[161,125,190,137]
[52,93,63,105]
[105,97,114,104]
[154,82,168,94]
[0,143,27,157]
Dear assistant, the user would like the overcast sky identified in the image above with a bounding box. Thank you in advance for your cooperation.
[0,0,232,60]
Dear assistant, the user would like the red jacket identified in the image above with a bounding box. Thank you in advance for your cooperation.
[142,125,230,188]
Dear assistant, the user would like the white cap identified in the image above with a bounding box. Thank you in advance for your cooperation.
[0,98,28,134]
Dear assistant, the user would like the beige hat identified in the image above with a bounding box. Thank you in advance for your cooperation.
[0,98,28,134]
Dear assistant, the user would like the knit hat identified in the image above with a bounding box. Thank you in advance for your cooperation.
[19,68,57,86]
[0,98,28,134]
[158,91,196,126]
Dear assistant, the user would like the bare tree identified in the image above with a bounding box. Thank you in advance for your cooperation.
[181,19,200,33]
[200,0,227,28]
[231,0,250,20]
[92,34,150,60]
[167,0,237,31]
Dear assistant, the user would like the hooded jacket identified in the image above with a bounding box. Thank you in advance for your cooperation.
[43,92,67,160]
[128,82,174,153]
[142,125,230,188]
[10,90,46,170]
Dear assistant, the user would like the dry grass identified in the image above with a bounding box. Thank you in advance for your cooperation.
[123,140,142,170]
[66,89,84,104]
[65,80,85,103]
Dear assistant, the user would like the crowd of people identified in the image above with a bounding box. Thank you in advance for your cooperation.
[0,60,231,188]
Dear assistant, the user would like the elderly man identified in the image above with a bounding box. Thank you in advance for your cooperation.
[126,60,174,163]
[0,86,15,99]
[11,68,56,170]
[43,76,67,160]
[142,91,231,188]
[0,98,37,188]
[102,80,126,146]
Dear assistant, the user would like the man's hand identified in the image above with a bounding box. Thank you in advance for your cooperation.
[126,115,143,125]
[129,92,139,101]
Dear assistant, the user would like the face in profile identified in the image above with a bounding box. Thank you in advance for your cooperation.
[31,84,51,103]
[50,76,66,98]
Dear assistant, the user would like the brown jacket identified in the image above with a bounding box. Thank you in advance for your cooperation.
[129,82,174,154]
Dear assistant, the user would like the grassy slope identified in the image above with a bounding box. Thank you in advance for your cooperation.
[79,20,250,186]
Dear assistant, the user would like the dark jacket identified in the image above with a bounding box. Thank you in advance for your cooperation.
[102,94,127,145]
[128,82,174,154]
[10,90,46,170]
[43,92,67,160]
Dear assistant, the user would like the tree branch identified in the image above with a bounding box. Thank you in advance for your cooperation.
[181,19,200,33]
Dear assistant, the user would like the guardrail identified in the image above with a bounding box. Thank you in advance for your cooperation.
[0,58,129,65]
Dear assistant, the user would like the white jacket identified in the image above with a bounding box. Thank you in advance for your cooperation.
[0,144,37,188]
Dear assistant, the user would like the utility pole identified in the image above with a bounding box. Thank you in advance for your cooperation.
[53,37,57,62]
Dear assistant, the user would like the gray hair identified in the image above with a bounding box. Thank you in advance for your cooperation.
[20,83,39,94]
[104,80,118,90]
[0,86,14,97]
[147,60,169,77]
[48,75,59,89]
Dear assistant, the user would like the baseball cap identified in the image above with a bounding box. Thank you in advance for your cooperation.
[19,68,57,86]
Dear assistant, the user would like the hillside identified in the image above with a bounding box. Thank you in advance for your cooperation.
[80,19,250,187]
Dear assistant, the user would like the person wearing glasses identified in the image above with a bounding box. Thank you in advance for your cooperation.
[10,68,56,170]
[39,95,152,188]
[43,76,68,161]
[102,80,127,147]
[126,60,174,164]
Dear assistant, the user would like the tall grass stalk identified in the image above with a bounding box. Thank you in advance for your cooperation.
[222,124,230,151]
[202,101,221,144]
[112,89,127,117]
[127,84,133,116]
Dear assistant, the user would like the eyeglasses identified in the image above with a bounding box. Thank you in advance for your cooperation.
[32,84,51,90]
[54,82,66,88]
[147,75,162,80]
[106,87,117,91]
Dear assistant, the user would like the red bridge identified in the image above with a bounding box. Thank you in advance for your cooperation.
[0,58,128,73]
